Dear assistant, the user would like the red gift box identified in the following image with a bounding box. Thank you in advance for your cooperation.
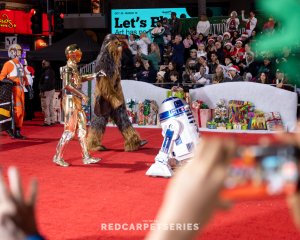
[265,112,283,131]
[191,100,212,128]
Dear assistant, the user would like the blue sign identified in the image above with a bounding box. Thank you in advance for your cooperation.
[111,8,190,36]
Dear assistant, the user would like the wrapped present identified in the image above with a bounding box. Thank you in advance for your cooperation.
[147,100,159,125]
[233,123,242,130]
[127,109,136,124]
[191,100,212,128]
[126,98,138,124]
[200,109,212,128]
[126,98,138,112]
[213,99,228,124]
[248,111,266,130]
[137,102,145,125]
[228,100,254,124]
[241,124,248,130]
[265,112,283,131]
[207,121,217,129]
[143,99,151,125]
[167,86,184,99]
[217,122,227,130]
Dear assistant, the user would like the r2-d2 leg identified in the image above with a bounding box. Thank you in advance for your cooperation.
[146,120,180,178]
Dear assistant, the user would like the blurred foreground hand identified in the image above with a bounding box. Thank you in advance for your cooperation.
[0,167,40,240]
[146,138,236,240]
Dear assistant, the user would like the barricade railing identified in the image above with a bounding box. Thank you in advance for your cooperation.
[79,60,96,74]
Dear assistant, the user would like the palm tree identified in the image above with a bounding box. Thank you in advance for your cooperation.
[198,0,206,16]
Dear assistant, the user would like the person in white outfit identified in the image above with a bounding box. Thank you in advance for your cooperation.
[226,11,240,34]
[136,32,151,56]
[241,10,257,37]
[196,15,211,37]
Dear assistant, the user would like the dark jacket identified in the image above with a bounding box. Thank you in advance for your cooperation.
[171,42,185,68]
[136,67,157,84]
[39,67,55,92]
[169,18,182,38]
[121,48,134,79]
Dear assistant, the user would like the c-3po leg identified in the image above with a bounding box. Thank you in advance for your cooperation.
[53,131,74,167]
[77,111,101,164]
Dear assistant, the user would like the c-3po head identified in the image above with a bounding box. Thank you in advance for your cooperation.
[65,44,82,63]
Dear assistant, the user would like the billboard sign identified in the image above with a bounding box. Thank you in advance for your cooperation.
[111,8,190,36]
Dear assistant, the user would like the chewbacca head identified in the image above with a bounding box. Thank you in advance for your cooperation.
[95,34,122,79]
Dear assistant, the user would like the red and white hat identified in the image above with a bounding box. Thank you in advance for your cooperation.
[228,65,240,73]
[241,32,248,38]
[235,39,243,45]
[223,32,231,38]
[224,42,233,47]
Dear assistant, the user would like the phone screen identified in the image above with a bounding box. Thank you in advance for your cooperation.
[221,145,300,200]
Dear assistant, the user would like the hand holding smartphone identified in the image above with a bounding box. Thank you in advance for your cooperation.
[222,144,300,200]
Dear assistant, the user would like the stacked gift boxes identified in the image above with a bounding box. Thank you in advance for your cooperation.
[191,98,283,131]
[125,99,159,126]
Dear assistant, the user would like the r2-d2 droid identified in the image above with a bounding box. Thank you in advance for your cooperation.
[146,97,199,178]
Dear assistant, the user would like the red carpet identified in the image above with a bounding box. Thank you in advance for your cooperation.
[0,118,300,240]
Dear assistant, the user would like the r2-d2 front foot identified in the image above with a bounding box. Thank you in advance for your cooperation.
[146,154,173,178]
[146,162,173,178]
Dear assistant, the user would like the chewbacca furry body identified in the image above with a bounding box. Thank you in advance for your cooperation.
[87,34,142,151]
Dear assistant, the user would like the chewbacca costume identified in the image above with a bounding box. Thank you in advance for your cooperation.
[87,34,147,151]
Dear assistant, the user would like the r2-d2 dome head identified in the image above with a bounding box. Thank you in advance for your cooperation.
[8,44,22,59]
[159,97,198,136]
[159,97,192,123]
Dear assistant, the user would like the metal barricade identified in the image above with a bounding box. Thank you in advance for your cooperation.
[0,81,14,132]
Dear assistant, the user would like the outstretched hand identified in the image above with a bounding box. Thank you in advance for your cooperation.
[276,122,300,229]
[96,70,106,78]
[0,167,39,239]
[82,95,89,105]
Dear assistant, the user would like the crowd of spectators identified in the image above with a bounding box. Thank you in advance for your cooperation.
[119,10,297,91]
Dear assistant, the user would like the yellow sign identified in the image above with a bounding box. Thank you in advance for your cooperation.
[0,108,10,118]
[0,14,16,28]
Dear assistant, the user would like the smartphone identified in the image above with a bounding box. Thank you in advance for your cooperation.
[221,144,300,200]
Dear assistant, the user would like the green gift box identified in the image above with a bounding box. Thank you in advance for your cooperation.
[241,124,248,130]
[167,87,184,99]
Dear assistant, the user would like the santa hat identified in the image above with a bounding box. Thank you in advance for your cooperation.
[224,42,233,47]
[241,32,248,38]
[25,66,35,76]
[217,35,223,40]
[228,65,240,73]
[235,39,243,45]
[223,32,231,38]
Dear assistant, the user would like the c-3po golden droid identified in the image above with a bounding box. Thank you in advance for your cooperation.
[53,44,105,167]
